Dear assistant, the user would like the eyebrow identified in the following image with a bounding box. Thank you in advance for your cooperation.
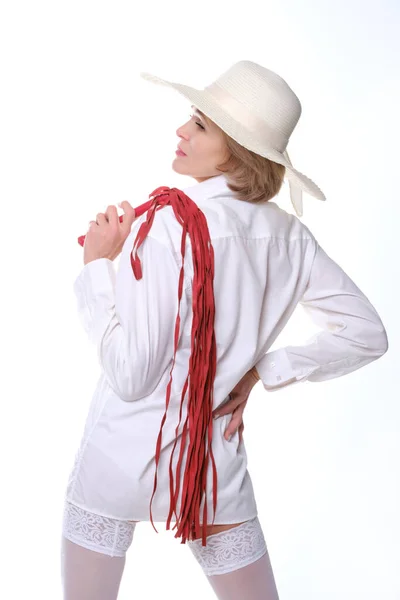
[191,105,206,122]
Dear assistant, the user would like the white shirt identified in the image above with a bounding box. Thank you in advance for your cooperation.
[66,174,388,524]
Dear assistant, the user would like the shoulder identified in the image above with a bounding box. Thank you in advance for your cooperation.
[254,202,317,242]
[122,205,186,268]
[196,196,318,244]
[123,197,318,256]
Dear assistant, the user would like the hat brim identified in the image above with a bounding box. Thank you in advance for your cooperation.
[140,72,326,202]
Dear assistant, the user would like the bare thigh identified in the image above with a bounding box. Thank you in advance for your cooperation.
[126,520,245,538]
[191,522,247,540]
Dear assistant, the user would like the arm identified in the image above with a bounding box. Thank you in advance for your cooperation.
[73,235,183,401]
[254,243,388,392]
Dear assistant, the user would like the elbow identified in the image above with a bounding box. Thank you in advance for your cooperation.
[108,373,147,403]
[112,352,158,402]
[100,346,160,402]
[119,391,138,402]
[118,382,149,403]
[105,350,171,402]
[118,388,148,403]
[368,323,389,359]
[375,329,389,357]
[118,375,158,403]
[351,323,389,362]
[119,356,171,401]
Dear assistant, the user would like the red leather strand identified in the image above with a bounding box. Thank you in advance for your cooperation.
[130,186,218,547]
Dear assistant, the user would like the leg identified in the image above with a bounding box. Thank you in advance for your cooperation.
[187,517,280,600]
[60,501,138,600]
[61,536,127,600]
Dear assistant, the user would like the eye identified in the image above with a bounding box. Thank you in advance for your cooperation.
[189,113,205,130]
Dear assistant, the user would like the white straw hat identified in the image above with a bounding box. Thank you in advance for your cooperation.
[140,60,326,217]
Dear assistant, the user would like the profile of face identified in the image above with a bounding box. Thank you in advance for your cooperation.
[173,105,230,183]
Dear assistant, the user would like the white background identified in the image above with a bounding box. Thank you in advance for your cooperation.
[1,0,399,598]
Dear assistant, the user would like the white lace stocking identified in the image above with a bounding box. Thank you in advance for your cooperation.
[60,501,138,599]
[61,535,126,600]
[62,501,136,557]
[206,550,280,600]
[188,517,280,599]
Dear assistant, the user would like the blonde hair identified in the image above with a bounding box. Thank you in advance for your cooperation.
[199,110,286,204]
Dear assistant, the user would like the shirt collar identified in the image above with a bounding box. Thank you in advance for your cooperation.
[181,174,237,205]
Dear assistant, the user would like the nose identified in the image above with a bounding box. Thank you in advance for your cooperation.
[176,127,188,140]
[176,118,191,139]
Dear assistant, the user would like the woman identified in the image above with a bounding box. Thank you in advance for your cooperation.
[61,61,388,599]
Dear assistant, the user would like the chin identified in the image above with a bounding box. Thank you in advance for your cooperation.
[171,158,190,175]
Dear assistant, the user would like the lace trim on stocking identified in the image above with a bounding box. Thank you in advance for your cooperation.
[62,501,136,558]
[187,516,267,576]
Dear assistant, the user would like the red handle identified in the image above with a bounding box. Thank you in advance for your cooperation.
[77,199,155,247]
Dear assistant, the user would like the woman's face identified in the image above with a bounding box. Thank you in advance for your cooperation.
[173,105,229,182]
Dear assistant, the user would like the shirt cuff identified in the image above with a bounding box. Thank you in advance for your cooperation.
[255,348,297,390]
[73,258,117,345]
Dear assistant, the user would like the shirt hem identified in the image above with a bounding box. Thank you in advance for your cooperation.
[64,498,258,525]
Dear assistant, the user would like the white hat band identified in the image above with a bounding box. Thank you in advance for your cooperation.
[205,82,288,153]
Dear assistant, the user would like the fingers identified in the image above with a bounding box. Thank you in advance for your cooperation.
[101,202,135,226]
[212,392,248,442]
[238,422,244,444]
[95,213,107,225]
[119,200,134,214]
[213,394,237,418]
[118,200,136,231]
[224,420,245,442]
[214,395,248,419]
[105,205,119,226]
[223,405,246,441]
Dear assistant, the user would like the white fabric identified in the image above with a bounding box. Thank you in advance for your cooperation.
[66,173,388,526]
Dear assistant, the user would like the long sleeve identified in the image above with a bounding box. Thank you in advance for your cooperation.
[73,236,184,402]
[255,242,389,392]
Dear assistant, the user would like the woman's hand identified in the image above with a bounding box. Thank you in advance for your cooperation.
[83,201,137,265]
[213,367,260,443]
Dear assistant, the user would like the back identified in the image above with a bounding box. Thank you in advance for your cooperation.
[124,178,317,406]
[178,196,318,399]
[114,173,387,405]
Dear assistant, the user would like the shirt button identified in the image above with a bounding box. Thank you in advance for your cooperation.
[271,362,276,367]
